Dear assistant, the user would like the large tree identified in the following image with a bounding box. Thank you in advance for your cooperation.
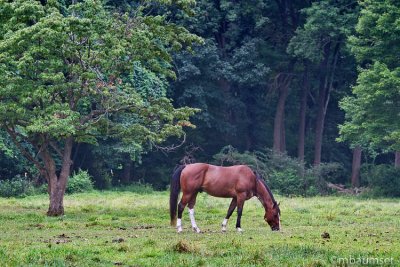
[339,0,400,167]
[288,0,357,165]
[0,0,199,215]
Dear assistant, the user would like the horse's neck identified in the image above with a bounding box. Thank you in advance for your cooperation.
[256,180,275,211]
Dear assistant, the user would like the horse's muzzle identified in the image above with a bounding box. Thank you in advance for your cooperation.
[271,226,280,231]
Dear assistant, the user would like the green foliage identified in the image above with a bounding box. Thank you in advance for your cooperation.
[0,176,35,198]
[308,162,346,184]
[171,0,274,154]
[213,146,341,196]
[288,0,357,62]
[66,170,94,194]
[0,0,199,144]
[0,130,36,179]
[306,163,345,194]
[361,164,400,197]
[0,130,13,158]
[340,0,400,153]
[112,182,154,194]
[131,61,168,100]
[339,62,400,151]
[267,159,344,196]
[349,0,400,68]
[269,169,303,196]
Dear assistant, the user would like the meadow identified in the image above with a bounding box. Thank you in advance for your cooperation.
[0,191,399,266]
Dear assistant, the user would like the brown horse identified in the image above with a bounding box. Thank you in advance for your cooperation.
[170,163,280,233]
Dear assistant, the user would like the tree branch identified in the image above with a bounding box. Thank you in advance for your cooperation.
[49,141,63,158]
[5,127,45,172]
[79,104,140,126]
[152,133,187,154]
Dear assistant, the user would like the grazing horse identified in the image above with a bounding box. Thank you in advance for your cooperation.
[170,163,280,233]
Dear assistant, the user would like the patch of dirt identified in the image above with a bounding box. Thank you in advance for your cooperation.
[54,239,71,244]
[112,238,125,243]
[321,232,330,239]
[132,225,155,230]
[195,228,215,233]
[40,233,73,244]
[42,238,71,244]
[56,233,70,239]
[34,223,45,229]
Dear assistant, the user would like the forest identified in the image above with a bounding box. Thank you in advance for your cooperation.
[1,0,400,216]
[1,1,400,266]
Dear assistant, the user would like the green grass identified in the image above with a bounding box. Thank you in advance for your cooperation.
[0,191,399,266]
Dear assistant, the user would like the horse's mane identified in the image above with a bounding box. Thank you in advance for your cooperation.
[254,171,278,207]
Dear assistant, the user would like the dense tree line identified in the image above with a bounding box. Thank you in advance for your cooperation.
[1,0,400,212]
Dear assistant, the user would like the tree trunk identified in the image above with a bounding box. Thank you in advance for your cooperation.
[313,41,340,165]
[42,138,74,216]
[351,146,362,187]
[122,157,132,185]
[298,63,309,162]
[47,181,66,216]
[273,85,289,153]
[395,151,400,168]
[217,78,234,143]
[314,83,331,165]
[272,73,292,154]
[313,43,331,165]
[280,116,286,152]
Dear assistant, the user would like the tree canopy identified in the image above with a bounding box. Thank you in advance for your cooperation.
[0,0,199,215]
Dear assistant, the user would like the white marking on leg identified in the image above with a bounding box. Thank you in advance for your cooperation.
[177,218,182,233]
[221,218,228,232]
[236,227,243,233]
[188,209,200,233]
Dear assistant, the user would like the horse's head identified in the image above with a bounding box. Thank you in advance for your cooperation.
[264,202,280,231]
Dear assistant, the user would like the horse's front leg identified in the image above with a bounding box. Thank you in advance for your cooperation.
[221,198,237,232]
[188,193,201,233]
[235,194,246,233]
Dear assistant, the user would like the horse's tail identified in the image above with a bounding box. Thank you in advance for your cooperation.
[170,165,185,226]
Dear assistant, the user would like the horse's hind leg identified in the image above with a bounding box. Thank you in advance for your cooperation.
[177,193,192,233]
[221,198,237,232]
[188,193,201,233]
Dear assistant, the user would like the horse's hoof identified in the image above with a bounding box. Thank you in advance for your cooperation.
[177,227,183,233]
[236,227,243,233]
[193,227,201,233]
[221,227,227,232]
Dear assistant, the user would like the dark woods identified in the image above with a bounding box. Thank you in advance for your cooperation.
[1,0,400,201]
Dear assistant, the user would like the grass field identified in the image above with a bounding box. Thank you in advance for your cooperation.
[0,191,399,266]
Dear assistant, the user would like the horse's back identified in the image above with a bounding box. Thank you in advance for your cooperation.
[181,163,256,198]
